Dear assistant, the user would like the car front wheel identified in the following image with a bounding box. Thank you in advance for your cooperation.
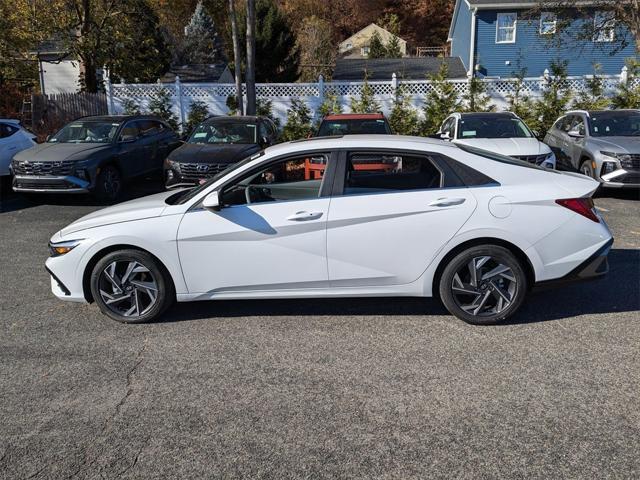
[90,249,175,323]
[439,245,528,325]
[94,165,123,202]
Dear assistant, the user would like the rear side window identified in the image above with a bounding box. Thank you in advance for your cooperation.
[343,152,442,195]
[0,123,18,139]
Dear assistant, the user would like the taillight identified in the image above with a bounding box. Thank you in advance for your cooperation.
[555,198,600,223]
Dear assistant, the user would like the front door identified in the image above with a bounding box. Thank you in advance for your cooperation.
[116,121,147,178]
[177,151,335,295]
[326,150,478,287]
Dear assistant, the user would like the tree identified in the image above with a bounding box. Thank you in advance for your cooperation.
[122,99,141,115]
[507,69,537,128]
[149,88,179,131]
[368,30,387,59]
[531,60,573,137]
[385,35,403,58]
[228,0,243,114]
[572,64,611,110]
[528,1,639,55]
[185,100,210,133]
[281,98,313,140]
[350,74,381,113]
[611,59,640,108]
[256,98,281,128]
[180,1,225,65]
[421,61,461,135]
[253,0,299,82]
[461,75,496,112]
[389,86,421,136]
[245,0,256,114]
[296,15,335,82]
[315,90,342,129]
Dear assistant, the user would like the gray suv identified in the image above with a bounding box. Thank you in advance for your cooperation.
[544,109,640,188]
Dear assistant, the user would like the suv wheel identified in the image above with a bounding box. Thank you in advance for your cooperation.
[439,245,528,325]
[90,249,175,323]
[580,159,595,179]
[94,165,123,202]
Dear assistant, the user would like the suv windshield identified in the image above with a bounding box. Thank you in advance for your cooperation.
[189,121,258,144]
[458,117,533,139]
[588,111,640,137]
[49,121,120,144]
[317,119,390,136]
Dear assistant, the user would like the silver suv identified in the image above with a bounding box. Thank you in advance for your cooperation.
[544,109,640,188]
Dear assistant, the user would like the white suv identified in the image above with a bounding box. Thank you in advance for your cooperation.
[0,119,36,178]
[438,112,556,169]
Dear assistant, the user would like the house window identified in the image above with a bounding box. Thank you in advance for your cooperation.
[361,46,370,56]
[540,12,557,35]
[496,13,517,43]
[594,11,615,42]
[345,42,352,50]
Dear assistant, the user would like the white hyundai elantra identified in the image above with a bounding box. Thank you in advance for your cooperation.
[46,135,613,325]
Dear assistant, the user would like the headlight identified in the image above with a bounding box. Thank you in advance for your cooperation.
[164,158,181,172]
[600,151,628,161]
[49,239,82,257]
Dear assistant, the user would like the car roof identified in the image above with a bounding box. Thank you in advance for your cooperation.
[75,115,164,123]
[203,115,264,124]
[323,113,386,121]
[457,112,518,119]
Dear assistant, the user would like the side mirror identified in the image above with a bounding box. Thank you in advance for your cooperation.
[203,191,221,212]
[568,129,584,139]
[532,130,541,139]
[45,134,51,142]
[439,132,451,141]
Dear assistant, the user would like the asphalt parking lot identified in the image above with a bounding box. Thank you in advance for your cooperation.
[1,182,639,479]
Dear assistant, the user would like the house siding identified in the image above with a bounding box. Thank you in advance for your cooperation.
[473,9,637,77]
[451,1,473,71]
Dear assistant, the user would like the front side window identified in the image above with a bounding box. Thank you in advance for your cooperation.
[189,121,258,145]
[0,123,18,139]
[496,13,517,43]
[49,121,120,144]
[571,116,586,135]
[221,153,329,206]
[594,11,615,42]
[540,12,557,35]
[343,152,442,195]
[589,112,640,137]
[458,117,533,139]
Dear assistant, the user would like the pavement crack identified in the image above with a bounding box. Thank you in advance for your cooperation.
[116,441,146,478]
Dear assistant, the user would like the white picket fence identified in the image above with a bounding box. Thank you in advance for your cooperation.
[104,66,635,131]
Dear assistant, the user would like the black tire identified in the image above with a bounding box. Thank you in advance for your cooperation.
[439,245,528,325]
[90,249,175,324]
[94,165,124,203]
[579,159,595,179]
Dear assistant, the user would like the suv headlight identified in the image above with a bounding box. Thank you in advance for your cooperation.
[49,239,82,257]
[601,151,629,162]
[164,158,181,172]
[541,151,556,169]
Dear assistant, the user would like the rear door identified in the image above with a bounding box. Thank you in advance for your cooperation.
[326,149,478,287]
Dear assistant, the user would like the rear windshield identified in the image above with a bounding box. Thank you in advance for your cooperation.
[456,143,544,170]
[317,119,391,136]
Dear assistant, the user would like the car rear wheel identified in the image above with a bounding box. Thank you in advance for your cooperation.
[90,249,175,324]
[439,245,528,325]
[94,165,123,202]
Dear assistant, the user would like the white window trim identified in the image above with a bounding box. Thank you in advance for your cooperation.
[539,12,557,35]
[496,13,517,44]
[594,11,615,43]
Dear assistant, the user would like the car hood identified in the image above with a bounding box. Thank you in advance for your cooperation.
[454,138,550,156]
[588,136,640,153]
[168,143,259,164]
[59,190,177,237]
[13,142,112,162]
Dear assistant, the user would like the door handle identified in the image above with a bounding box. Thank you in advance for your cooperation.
[429,197,466,207]
[286,211,323,221]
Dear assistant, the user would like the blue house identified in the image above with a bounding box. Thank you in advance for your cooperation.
[448,0,637,78]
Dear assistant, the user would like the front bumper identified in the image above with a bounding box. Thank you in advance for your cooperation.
[13,175,90,193]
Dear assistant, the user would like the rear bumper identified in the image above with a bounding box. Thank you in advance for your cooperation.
[13,175,90,193]
[534,238,613,289]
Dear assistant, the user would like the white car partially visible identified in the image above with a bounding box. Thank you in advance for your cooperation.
[438,112,556,169]
[45,135,611,326]
[0,119,36,177]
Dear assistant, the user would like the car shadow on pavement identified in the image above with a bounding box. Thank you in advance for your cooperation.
[159,248,639,326]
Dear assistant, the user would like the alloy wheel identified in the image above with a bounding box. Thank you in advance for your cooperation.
[98,260,159,318]
[103,168,121,198]
[450,256,517,317]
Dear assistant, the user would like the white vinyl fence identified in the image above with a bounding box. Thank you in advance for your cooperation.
[105,66,635,131]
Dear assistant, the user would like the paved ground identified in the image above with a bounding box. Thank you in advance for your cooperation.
[1,182,639,479]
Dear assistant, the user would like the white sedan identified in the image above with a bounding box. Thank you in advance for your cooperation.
[46,135,612,325]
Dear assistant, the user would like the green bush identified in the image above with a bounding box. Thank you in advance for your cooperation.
[506,70,537,128]
[350,75,381,114]
[461,75,496,113]
[389,87,421,136]
[148,88,179,131]
[421,62,461,135]
[226,94,239,115]
[185,100,209,134]
[281,99,313,141]
[121,99,141,115]
[256,98,281,129]
[573,64,611,111]
[611,59,640,109]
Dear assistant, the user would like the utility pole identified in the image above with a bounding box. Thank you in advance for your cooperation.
[228,0,244,115]
[245,0,256,115]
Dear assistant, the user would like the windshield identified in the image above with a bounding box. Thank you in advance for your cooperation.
[458,117,533,139]
[589,111,640,137]
[171,151,265,205]
[189,121,258,144]
[317,119,390,136]
[456,143,545,170]
[49,121,120,144]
